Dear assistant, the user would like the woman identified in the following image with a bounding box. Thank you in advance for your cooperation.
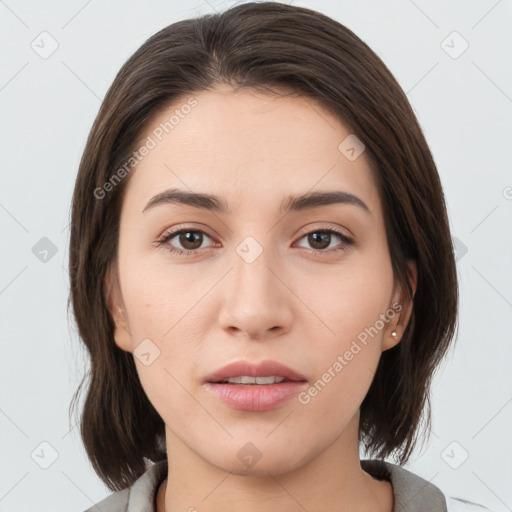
[69,2,465,511]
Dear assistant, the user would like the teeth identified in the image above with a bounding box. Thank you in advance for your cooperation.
[222,375,286,385]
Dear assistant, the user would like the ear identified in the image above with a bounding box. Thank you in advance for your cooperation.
[382,260,417,351]
[104,264,133,353]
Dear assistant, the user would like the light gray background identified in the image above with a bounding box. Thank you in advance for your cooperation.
[1,0,511,511]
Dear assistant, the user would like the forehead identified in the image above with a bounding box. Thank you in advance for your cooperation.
[123,86,381,218]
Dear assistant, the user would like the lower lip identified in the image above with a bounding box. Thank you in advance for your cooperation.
[204,381,308,411]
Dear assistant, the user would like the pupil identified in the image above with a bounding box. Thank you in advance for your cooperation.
[180,231,202,250]
[309,232,330,249]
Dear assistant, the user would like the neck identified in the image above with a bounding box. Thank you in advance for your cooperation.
[157,414,393,512]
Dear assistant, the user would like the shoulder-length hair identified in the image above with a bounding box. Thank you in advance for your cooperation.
[69,1,458,492]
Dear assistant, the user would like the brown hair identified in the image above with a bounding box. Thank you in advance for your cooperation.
[69,1,458,492]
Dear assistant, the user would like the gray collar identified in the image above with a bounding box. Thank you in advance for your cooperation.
[115,458,447,512]
[361,459,447,512]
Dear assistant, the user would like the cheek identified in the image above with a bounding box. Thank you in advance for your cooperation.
[117,257,213,402]
[290,255,393,410]
[291,252,394,349]
[298,340,382,411]
[293,298,385,440]
[118,252,214,343]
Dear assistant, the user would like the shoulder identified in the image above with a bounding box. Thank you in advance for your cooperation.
[81,459,168,512]
[362,458,447,511]
[82,488,130,512]
[361,459,495,512]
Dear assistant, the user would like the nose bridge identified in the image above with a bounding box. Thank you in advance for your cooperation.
[218,234,292,338]
[232,234,281,307]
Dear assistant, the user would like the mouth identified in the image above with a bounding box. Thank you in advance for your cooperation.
[205,359,307,384]
[214,375,291,385]
[204,360,308,411]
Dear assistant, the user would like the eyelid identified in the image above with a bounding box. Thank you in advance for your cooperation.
[158,223,215,240]
[295,222,352,240]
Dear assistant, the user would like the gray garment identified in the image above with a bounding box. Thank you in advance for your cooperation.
[83,458,448,512]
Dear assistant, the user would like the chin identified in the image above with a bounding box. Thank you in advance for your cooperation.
[203,439,312,478]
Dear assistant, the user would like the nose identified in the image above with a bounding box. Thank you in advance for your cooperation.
[218,244,293,341]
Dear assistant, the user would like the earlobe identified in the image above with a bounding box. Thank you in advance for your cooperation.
[382,260,417,351]
[382,314,402,351]
[104,265,133,353]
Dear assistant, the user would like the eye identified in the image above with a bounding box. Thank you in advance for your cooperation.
[157,228,215,255]
[157,225,354,257]
[295,227,354,255]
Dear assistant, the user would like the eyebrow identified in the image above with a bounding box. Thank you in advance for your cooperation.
[142,188,371,216]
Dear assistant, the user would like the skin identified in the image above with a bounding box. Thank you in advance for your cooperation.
[107,84,417,512]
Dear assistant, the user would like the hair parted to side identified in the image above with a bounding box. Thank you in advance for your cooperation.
[69,1,458,492]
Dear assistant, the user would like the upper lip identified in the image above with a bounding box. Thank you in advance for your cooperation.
[205,360,307,383]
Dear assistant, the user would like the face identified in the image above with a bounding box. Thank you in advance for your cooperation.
[107,85,416,476]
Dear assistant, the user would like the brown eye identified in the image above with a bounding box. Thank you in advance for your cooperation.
[176,231,204,250]
[296,228,354,254]
[307,232,332,250]
[158,229,214,254]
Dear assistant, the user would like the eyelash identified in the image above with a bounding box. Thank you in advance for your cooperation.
[156,226,354,257]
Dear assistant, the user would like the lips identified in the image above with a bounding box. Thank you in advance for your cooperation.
[204,360,308,411]
[205,360,307,384]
